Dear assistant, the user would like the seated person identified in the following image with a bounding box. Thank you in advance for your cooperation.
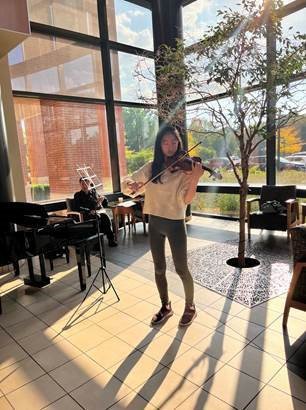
[74,178,117,247]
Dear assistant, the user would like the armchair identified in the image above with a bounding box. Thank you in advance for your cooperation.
[283,225,306,327]
[247,185,299,240]
[66,198,84,222]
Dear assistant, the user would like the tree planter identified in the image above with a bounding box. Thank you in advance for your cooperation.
[227,257,260,268]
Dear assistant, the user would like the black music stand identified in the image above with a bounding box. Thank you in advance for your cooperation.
[64,210,120,329]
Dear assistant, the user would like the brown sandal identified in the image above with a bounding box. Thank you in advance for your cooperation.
[179,304,197,327]
[151,302,173,326]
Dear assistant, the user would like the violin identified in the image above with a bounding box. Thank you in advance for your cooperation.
[165,151,222,181]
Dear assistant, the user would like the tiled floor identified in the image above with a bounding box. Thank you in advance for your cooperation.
[0,217,305,409]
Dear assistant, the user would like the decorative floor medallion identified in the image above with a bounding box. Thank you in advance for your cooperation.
[166,239,292,307]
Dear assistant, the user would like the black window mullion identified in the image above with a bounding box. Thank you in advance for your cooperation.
[30,21,101,46]
[98,0,121,193]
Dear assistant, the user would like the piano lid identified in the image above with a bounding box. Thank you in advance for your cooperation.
[0,201,49,228]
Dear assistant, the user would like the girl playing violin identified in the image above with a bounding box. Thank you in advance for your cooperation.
[122,125,204,327]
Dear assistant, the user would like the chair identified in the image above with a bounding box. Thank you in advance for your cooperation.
[66,198,84,222]
[283,225,306,327]
[132,198,148,235]
[247,185,299,240]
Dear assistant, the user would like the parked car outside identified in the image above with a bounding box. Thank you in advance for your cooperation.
[285,154,306,166]
[249,155,306,171]
[208,156,240,169]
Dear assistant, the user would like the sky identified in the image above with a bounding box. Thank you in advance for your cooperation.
[110,0,153,50]
[182,0,305,46]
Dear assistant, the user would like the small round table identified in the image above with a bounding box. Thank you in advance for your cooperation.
[110,201,136,240]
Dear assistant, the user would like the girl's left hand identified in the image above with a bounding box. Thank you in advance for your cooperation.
[191,161,204,179]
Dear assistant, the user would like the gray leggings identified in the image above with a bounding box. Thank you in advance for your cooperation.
[149,215,194,305]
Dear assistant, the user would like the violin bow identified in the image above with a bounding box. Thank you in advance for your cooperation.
[129,141,202,198]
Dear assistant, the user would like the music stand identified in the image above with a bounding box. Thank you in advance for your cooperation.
[64,210,120,329]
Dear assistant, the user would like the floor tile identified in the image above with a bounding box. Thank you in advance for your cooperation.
[108,391,156,409]
[109,350,165,389]
[236,305,282,327]
[0,396,13,409]
[6,316,47,340]
[117,322,161,349]
[217,316,265,343]
[228,344,285,383]
[0,356,45,395]
[0,342,28,370]
[251,328,304,360]
[139,333,190,366]
[269,363,306,403]
[52,315,94,338]
[112,277,143,292]
[287,341,306,369]
[70,370,131,410]
[96,311,139,336]
[176,387,235,409]
[124,301,157,321]
[87,336,136,369]
[18,327,64,355]
[43,394,83,409]
[196,306,235,325]
[88,305,120,323]
[66,323,112,352]
[209,298,245,315]
[258,296,287,313]
[0,328,15,349]
[39,305,71,327]
[168,347,224,387]
[194,331,247,363]
[166,321,213,347]
[245,385,306,410]
[202,364,264,410]
[193,308,226,330]
[127,283,157,299]
[50,354,104,392]
[135,366,198,409]
[6,374,65,410]
[0,305,33,328]
[26,297,63,315]
[110,292,143,311]
[269,316,306,340]
[33,339,82,372]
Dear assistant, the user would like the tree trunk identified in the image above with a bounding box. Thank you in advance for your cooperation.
[238,181,248,267]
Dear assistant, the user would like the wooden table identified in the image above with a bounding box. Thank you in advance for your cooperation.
[109,200,139,240]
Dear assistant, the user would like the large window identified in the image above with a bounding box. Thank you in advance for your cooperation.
[115,106,158,179]
[27,0,100,37]
[111,51,155,102]
[183,0,241,46]
[106,0,153,50]
[14,98,112,201]
[192,193,241,217]
[9,34,104,98]
[10,1,156,201]
[276,79,306,187]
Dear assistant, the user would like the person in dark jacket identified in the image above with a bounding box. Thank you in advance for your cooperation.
[74,178,117,247]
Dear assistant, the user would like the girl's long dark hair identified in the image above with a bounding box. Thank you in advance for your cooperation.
[151,125,183,184]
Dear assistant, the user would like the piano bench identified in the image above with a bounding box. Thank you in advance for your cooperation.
[45,246,70,271]
[69,233,104,291]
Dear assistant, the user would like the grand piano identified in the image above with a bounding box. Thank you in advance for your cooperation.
[0,202,101,301]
